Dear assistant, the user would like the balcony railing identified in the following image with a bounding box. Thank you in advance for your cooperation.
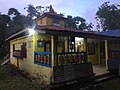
[108,50,120,70]
[109,50,120,59]
[56,52,87,66]
[34,51,52,67]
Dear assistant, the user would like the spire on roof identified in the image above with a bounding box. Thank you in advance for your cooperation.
[49,5,55,13]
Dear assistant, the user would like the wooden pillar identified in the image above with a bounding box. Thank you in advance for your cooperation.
[98,41,101,64]
[84,38,87,52]
[105,40,108,69]
[51,35,58,82]
[83,38,88,62]
[65,37,68,52]
[51,35,56,67]
[34,33,38,51]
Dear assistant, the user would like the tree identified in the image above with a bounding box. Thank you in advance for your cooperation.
[65,15,77,29]
[7,8,33,35]
[65,15,93,31]
[0,8,34,58]
[24,4,50,19]
[96,2,120,31]
[8,8,20,16]
[0,14,11,57]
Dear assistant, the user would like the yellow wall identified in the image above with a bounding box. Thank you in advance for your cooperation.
[37,17,47,26]
[87,38,100,65]
[10,34,52,84]
[46,17,53,26]
[37,16,65,27]
[37,34,51,52]
[59,19,65,28]
[105,40,108,69]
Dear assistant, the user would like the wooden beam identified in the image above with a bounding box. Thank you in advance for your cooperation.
[105,40,108,69]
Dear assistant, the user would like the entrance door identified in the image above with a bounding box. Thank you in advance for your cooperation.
[44,41,51,52]
[100,41,106,66]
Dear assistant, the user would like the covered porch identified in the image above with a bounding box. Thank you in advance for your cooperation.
[93,65,109,76]
[35,26,120,69]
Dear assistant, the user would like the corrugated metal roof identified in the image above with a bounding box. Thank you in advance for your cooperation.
[6,26,120,41]
[98,29,120,38]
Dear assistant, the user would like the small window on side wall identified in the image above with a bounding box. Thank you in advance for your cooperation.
[53,18,60,26]
[28,41,32,49]
[13,44,15,52]
[21,42,27,58]
[38,40,44,48]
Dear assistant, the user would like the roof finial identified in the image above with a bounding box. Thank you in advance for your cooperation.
[49,5,55,13]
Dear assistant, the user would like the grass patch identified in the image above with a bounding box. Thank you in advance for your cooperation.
[0,65,48,90]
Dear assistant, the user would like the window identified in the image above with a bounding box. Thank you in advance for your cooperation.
[45,41,51,52]
[53,18,60,26]
[37,40,51,52]
[38,40,44,48]
[69,37,75,52]
[21,42,27,58]
[28,41,32,49]
[13,44,15,52]
[57,36,66,52]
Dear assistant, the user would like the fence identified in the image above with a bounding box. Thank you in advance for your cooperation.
[108,50,120,70]
[56,52,87,66]
[34,51,52,67]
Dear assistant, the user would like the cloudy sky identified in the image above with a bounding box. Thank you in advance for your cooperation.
[0,0,120,29]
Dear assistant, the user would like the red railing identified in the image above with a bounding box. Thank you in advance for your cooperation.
[34,52,52,67]
[56,52,87,66]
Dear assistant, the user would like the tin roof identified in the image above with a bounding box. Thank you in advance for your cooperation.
[35,25,120,40]
[98,29,120,38]
[6,25,120,41]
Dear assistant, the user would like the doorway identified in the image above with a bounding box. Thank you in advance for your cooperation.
[100,41,106,66]
[44,41,51,52]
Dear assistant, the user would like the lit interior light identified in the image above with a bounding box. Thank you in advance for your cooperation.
[75,37,83,42]
[78,42,81,46]
[28,28,35,36]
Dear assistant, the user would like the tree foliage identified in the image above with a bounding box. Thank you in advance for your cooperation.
[24,4,50,19]
[0,14,11,57]
[7,8,33,34]
[65,15,93,31]
[96,2,120,31]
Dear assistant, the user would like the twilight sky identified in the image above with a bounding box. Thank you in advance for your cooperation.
[0,0,120,29]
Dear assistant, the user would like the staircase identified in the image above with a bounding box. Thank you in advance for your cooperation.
[1,54,10,66]
[94,72,116,83]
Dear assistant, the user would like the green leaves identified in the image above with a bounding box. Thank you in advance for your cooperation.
[65,15,93,31]
[96,2,120,31]
[8,8,21,16]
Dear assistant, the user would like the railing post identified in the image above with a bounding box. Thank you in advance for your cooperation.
[105,40,108,69]
[82,52,87,63]
[56,53,58,66]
